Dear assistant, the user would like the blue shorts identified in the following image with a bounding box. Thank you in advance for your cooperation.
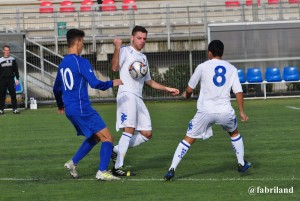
[67,111,107,139]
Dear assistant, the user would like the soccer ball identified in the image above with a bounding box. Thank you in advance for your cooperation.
[129,60,148,79]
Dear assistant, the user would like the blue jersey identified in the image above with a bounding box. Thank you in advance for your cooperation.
[53,54,113,116]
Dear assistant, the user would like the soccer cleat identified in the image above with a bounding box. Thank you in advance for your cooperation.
[112,166,136,176]
[96,170,121,181]
[0,110,4,115]
[64,160,78,179]
[164,168,175,181]
[13,109,20,114]
[238,161,252,173]
[111,151,117,164]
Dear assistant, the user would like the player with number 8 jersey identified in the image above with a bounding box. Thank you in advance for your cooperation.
[164,40,251,181]
[189,59,241,114]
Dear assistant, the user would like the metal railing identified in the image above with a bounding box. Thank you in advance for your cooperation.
[25,38,63,104]
[0,1,299,48]
[0,1,299,104]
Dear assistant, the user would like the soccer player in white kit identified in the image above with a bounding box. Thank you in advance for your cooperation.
[111,26,180,176]
[164,40,251,181]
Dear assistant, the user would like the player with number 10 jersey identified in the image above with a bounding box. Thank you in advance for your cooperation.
[53,29,123,181]
[54,54,113,116]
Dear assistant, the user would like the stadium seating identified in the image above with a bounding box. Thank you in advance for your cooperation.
[60,0,75,12]
[225,1,240,7]
[237,69,246,83]
[288,0,300,3]
[282,66,300,81]
[268,0,279,4]
[80,0,94,12]
[246,67,263,83]
[265,67,282,82]
[245,0,261,6]
[102,0,117,11]
[122,0,137,10]
[39,1,54,13]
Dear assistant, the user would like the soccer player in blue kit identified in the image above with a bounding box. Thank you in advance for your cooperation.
[53,29,123,181]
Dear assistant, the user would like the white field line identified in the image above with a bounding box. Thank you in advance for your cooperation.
[286,106,300,110]
[0,177,298,181]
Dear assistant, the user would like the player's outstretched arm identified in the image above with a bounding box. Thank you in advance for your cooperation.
[236,92,248,122]
[111,38,122,72]
[182,86,193,99]
[145,80,179,96]
[113,79,123,87]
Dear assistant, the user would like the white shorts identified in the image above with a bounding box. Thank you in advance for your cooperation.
[186,110,237,140]
[116,92,152,132]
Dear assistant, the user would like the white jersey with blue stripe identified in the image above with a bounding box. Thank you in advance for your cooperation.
[53,54,113,116]
[117,46,151,98]
[188,59,242,113]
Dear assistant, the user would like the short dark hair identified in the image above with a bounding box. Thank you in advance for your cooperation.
[131,25,148,36]
[66,29,85,48]
[208,40,224,57]
[2,45,10,50]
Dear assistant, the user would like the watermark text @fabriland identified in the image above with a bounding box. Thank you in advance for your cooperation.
[248,186,294,195]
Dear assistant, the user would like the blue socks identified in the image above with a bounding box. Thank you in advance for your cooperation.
[72,137,97,164]
[71,137,113,171]
[99,141,113,171]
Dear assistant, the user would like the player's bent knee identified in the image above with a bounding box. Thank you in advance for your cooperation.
[99,135,113,143]
[92,135,101,143]
[229,129,239,137]
[124,127,135,134]
[95,128,114,143]
[141,131,152,140]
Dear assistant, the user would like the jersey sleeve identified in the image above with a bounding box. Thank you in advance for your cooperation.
[53,70,64,109]
[144,59,151,82]
[119,46,126,70]
[231,68,243,94]
[80,59,113,91]
[188,64,202,89]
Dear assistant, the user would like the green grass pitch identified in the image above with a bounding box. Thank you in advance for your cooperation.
[0,98,299,201]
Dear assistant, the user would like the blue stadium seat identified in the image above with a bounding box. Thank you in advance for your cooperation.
[237,69,246,83]
[282,66,300,81]
[15,78,23,94]
[246,67,263,83]
[265,67,282,82]
[6,78,23,94]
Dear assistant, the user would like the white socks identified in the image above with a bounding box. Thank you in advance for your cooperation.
[129,132,149,147]
[169,140,191,171]
[113,132,149,153]
[114,132,149,169]
[231,134,245,166]
[114,132,132,169]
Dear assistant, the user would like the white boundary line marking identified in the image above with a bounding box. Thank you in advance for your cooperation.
[0,177,298,181]
[286,106,300,110]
